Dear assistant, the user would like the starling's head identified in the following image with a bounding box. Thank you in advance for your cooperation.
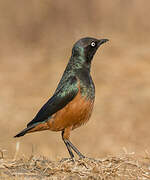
[72,37,109,63]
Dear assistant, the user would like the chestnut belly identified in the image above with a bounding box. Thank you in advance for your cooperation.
[47,92,94,131]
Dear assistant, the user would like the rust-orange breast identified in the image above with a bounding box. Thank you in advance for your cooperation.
[47,90,94,131]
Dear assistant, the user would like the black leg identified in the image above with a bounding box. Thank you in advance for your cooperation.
[61,130,85,159]
[64,139,75,159]
[62,130,74,159]
[66,139,85,159]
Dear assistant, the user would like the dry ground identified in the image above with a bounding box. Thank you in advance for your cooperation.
[0,152,150,179]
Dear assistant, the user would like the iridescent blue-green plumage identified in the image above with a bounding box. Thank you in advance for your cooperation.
[15,37,108,137]
[27,76,79,127]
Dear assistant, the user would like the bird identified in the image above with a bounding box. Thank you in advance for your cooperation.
[14,37,109,159]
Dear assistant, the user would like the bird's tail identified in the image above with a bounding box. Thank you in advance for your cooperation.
[14,124,36,138]
[14,122,49,138]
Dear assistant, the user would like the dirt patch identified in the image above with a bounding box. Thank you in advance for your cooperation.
[0,153,150,179]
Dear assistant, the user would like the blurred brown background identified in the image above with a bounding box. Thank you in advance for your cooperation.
[1,0,150,160]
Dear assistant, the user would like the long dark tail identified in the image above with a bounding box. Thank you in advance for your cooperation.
[14,124,36,138]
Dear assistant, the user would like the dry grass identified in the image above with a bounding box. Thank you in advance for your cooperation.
[0,151,150,179]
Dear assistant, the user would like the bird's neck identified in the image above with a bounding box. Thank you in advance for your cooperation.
[58,55,95,100]
[67,55,91,73]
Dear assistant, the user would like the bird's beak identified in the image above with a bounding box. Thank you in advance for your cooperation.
[98,39,109,46]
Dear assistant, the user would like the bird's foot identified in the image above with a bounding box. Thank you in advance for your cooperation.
[79,154,85,160]
[60,157,75,163]
[82,157,100,163]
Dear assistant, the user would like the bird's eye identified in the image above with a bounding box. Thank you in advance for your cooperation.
[91,42,96,47]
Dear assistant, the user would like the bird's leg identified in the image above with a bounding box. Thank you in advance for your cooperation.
[65,139,85,159]
[62,128,85,159]
[62,129,74,159]
[63,139,75,159]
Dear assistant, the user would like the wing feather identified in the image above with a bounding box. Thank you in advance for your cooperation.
[27,76,78,127]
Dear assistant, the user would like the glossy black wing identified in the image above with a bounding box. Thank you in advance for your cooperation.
[27,76,78,127]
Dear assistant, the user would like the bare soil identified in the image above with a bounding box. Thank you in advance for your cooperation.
[1,152,150,179]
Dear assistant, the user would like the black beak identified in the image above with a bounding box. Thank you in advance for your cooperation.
[98,39,109,46]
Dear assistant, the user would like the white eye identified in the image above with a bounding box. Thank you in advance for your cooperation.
[91,41,96,47]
